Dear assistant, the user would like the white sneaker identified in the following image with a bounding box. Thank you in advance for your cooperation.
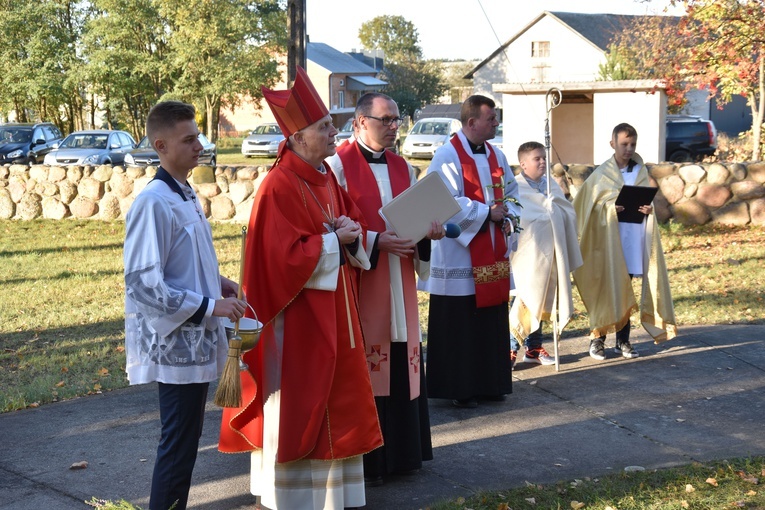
[523,348,556,365]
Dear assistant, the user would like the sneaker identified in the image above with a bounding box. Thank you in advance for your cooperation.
[615,339,639,358]
[589,338,606,360]
[523,347,555,365]
[510,350,517,369]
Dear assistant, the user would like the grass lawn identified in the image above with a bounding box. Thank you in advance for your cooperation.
[2,221,762,412]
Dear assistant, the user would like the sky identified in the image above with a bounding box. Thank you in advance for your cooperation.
[305,0,685,61]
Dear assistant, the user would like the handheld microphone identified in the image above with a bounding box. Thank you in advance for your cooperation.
[443,223,461,238]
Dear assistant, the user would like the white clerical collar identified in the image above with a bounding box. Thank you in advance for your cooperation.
[357,138,386,159]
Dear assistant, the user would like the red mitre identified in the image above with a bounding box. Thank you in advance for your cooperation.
[261,65,329,138]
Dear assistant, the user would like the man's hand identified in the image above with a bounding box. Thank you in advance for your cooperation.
[220,276,239,298]
[378,230,415,257]
[426,221,445,240]
[334,215,362,244]
[213,297,248,322]
[490,202,508,222]
[638,204,653,215]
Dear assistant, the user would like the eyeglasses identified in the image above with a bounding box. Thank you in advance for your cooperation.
[364,115,403,127]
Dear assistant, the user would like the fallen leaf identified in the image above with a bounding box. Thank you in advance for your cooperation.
[735,471,759,484]
[456,497,465,504]
[525,497,536,504]
[681,501,689,509]
[55,381,65,388]
[605,506,616,510]
[69,461,88,470]
[746,490,757,496]
[497,504,510,510]
[529,380,538,385]
[93,383,101,391]
[28,402,39,408]
[116,345,125,353]
[676,418,686,423]
[61,366,68,373]
[706,477,718,487]
[570,501,585,509]
[685,484,695,493]
[97,367,109,376]
[730,501,745,508]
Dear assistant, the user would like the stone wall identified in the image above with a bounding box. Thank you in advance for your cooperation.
[0,163,267,222]
[1,161,764,226]
[557,161,765,226]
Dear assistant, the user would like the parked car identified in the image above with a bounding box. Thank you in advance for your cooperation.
[334,118,355,145]
[0,122,64,165]
[125,133,216,167]
[241,123,284,157]
[44,130,136,166]
[401,117,462,159]
[665,115,717,162]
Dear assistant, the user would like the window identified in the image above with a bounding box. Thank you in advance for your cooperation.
[338,90,345,109]
[531,41,550,58]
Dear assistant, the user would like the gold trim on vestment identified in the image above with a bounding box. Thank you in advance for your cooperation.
[472,261,510,284]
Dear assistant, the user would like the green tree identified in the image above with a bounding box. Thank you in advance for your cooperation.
[82,0,173,138]
[678,0,765,160]
[159,0,286,140]
[358,15,421,61]
[358,15,446,117]
[0,0,88,132]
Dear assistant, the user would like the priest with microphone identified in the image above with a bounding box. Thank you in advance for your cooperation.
[327,92,443,487]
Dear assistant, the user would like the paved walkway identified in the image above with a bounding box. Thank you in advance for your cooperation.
[2,324,764,509]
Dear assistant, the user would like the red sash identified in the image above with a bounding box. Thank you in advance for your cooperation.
[337,141,422,399]
[451,136,509,308]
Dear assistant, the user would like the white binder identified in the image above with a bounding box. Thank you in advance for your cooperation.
[378,172,461,241]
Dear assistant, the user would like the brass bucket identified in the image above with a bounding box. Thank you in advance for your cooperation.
[222,303,262,352]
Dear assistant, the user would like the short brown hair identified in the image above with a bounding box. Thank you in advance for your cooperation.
[460,95,495,125]
[612,122,637,140]
[146,101,196,143]
[356,92,394,117]
[517,141,544,160]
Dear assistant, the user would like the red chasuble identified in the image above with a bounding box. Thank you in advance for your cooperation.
[336,141,422,400]
[219,148,383,463]
[450,137,509,308]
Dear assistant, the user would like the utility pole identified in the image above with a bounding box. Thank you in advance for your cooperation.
[287,0,306,86]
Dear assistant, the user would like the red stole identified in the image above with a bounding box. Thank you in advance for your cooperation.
[337,141,422,399]
[451,136,509,308]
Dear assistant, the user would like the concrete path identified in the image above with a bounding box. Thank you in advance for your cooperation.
[2,324,763,509]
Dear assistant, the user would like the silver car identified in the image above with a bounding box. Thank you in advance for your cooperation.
[401,118,461,159]
[44,130,136,166]
[241,123,284,157]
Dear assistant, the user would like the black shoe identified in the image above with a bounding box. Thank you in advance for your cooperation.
[451,397,478,408]
[478,394,506,402]
[364,475,384,487]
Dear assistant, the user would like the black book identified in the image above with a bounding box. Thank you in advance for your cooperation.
[615,185,658,223]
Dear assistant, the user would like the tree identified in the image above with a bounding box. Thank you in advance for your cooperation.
[358,15,446,117]
[83,0,173,137]
[160,0,286,140]
[601,15,689,111]
[358,15,421,62]
[0,0,88,131]
[678,0,765,160]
